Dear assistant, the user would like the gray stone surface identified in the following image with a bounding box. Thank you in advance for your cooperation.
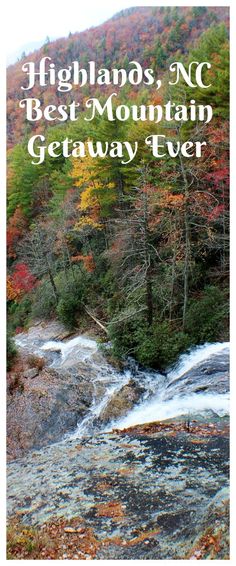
[7,417,229,559]
[23,368,39,379]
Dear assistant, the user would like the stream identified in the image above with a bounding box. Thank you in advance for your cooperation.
[8,323,230,559]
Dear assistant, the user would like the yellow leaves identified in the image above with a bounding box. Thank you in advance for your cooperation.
[7,276,19,301]
[71,151,95,187]
[74,216,103,231]
[70,149,116,230]
[79,184,100,211]
[78,180,115,212]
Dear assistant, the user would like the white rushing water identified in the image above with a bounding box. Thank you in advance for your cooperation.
[167,341,230,384]
[39,333,132,438]
[41,335,98,366]
[68,370,132,439]
[113,392,229,430]
[111,342,230,430]
[15,324,131,437]
[15,324,229,436]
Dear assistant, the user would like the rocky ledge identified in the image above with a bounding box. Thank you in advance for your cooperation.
[7,416,229,559]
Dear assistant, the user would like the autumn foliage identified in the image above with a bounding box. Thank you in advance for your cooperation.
[7,6,229,368]
[7,263,37,302]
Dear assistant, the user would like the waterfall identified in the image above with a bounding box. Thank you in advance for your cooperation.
[14,323,229,438]
[112,342,229,430]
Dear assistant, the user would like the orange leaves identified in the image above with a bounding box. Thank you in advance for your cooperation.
[7,207,27,259]
[163,193,184,208]
[71,254,95,272]
[96,500,125,520]
[114,419,229,438]
[187,530,224,560]
[7,516,100,560]
[7,277,19,301]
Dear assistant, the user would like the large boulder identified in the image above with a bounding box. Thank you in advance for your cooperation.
[99,379,144,424]
[7,368,94,460]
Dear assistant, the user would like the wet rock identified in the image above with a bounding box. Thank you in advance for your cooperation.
[99,379,145,424]
[8,324,131,459]
[7,369,94,459]
[23,368,39,379]
[76,382,99,407]
[186,487,229,559]
[166,350,229,397]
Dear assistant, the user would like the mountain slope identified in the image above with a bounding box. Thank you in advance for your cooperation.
[7,6,229,145]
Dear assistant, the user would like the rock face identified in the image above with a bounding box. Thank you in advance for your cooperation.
[99,379,145,424]
[7,323,133,460]
[7,416,229,560]
[7,368,95,460]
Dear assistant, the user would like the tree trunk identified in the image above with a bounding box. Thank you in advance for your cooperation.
[146,269,153,326]
[46,260,59,303]
[142,181,153,326]
[179,153,190,330]
[84,307,108,335]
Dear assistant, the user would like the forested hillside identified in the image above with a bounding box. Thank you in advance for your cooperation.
[7,6,229,370]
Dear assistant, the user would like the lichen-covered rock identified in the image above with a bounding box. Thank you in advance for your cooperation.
[7,417,229,560]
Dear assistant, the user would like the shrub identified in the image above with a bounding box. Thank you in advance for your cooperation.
[185,286,229,343]
[55,268,89,328]
[108,314,191,370]
[7,333,18,371]
[31,280,56,319]
[134,322,191,370]
[56,295,81,328]
[8,296,32,333]
[108,314,144,359]
[27,354,45,371]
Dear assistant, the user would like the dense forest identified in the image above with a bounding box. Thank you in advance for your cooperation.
[7,6,229,371]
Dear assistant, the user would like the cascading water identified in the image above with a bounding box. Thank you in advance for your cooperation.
[112,341,229,430]
[9,325,230,559]
[15,324,132,438]
[41,335,99,366]
[14,323,229,438]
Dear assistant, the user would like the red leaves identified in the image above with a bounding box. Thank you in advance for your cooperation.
[7,263,37,302]
[208,204,225,221]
